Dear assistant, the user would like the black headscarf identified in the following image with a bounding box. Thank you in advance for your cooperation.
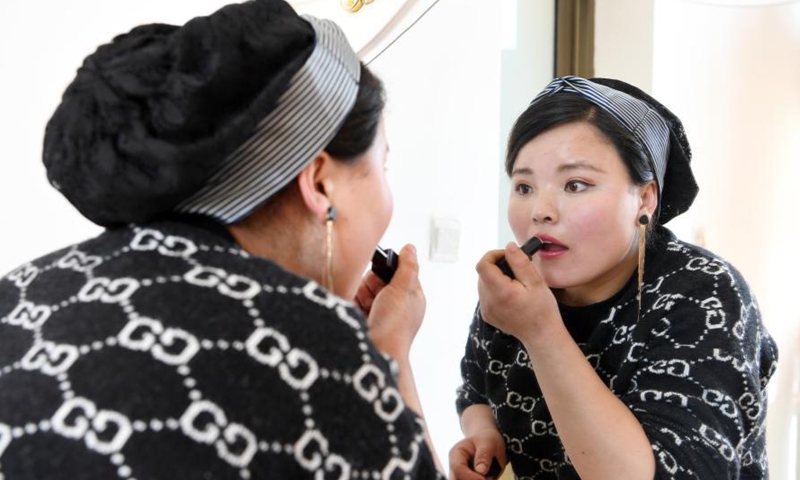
[590,78,698,224]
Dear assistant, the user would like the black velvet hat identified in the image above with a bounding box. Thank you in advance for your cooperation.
[590,78,698,225]
[44,0,361,227]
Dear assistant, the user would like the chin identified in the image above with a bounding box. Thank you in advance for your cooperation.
[539,271,583,290]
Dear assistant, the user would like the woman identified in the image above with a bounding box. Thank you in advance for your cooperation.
[0,1,442,478]
[450,77,777,480]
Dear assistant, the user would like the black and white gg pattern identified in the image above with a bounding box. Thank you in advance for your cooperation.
[0,219,441,480]
[457,227,777,480]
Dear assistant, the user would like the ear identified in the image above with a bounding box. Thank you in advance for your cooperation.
[639,181,658,220]
[296,151,336,221]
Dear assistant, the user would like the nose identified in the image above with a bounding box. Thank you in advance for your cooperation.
[531,191,557,224]
[532,211,554,224]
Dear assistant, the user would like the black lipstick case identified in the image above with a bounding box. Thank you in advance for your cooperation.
[371,246,399,283]
[495,236,545,279]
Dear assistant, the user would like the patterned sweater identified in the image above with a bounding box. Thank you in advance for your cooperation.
[0,218,441,480]
[456,227,778,480]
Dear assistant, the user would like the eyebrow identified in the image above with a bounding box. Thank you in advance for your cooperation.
[511,161,604,177]
[557,161,604,173]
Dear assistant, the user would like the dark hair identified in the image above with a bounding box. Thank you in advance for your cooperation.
[324,63,385,161]
[242,63,385,223]
[505,94,654,186]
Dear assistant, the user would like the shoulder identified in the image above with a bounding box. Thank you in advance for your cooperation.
[0,219,436,478]
[646,227,755,312]
[2,218,370,354]
[640,228,776,366]
[128,219,373,341]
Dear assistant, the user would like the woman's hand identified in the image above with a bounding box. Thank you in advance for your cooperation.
[477,247,657,480]
[354,268,385,316]
[357,245,444,472]
[476,243,561,345]
[360,244,426,362]
[448,427,507,480]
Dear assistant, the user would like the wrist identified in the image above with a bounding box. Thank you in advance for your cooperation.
[519,314,570,355]
[372,339,410,365]
[390,354,412,373]
[460,404,499,436]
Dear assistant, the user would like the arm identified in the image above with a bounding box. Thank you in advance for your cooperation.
[357,244,444,475]
[617,290,777,479]
[449,308,508,480]
[476,244,655,480]
[394,356,444,474]
[520,322,655,480]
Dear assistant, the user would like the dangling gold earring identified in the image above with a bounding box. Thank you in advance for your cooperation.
[324,206,337,292]
[637,214,649,320]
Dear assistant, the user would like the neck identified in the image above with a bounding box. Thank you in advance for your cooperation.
[226,207,323,286]
[555,249,638,307]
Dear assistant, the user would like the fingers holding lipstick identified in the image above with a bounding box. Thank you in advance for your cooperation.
[476,243,560,344]
[354,270,386,314]
[503,242,547,288]
[367,244,426,362]
[475,243,543,289]
[475,249,509,284]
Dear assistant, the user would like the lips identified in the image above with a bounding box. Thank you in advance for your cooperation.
[535,234,566,248]
[541,243,568,252]
[533,234,568,257]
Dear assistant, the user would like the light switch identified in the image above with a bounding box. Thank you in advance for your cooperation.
[429,217,460,263]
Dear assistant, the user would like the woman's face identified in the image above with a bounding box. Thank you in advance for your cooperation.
[508,121,650,305]
[331,119,393,298]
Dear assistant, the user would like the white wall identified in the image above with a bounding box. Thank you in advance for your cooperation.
[594,0,656,92]
[364,0,504,461]
[368,0,501,462]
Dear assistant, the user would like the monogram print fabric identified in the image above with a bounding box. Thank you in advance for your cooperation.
[456,227,777,480]
[0,219,441,480]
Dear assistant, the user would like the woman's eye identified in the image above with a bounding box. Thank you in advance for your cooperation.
[514,184,533,195]
[565,180,589,193]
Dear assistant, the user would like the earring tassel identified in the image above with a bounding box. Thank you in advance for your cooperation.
[637,215,649,320]
[325,206,337,292]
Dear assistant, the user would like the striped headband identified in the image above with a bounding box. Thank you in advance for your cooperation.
[531,76,670,208]
[176,15,361,224]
